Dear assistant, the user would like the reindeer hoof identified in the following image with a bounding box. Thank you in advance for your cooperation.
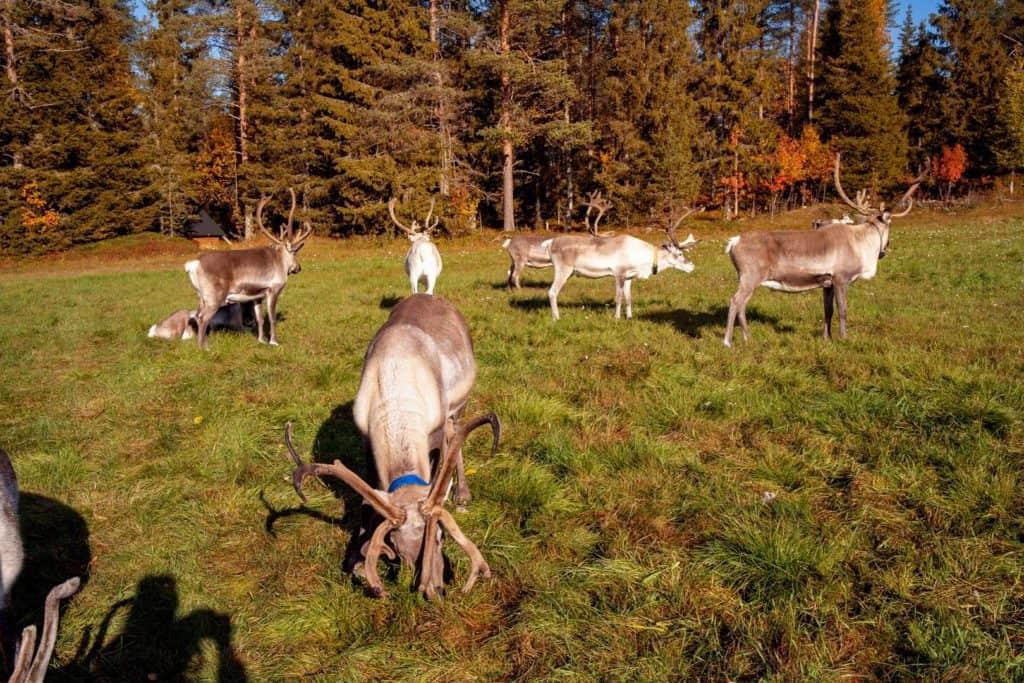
[269,340,279,347]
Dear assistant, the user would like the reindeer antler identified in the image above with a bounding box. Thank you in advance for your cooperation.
[387,198,414,235]
[833,154,874,215]
[665,206,704,249]
[256,194,284,245]
[418,413,500,599]
[9,576,81,683]
[581,191,613,235]
[890,160,930,217]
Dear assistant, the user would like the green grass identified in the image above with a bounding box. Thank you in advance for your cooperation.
[1,206,1022,680]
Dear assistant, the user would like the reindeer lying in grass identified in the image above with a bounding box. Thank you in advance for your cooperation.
[286,294,499,599]
[1,449,80,682]
[147,304,245,341]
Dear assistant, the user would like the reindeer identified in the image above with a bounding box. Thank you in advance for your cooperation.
[185,189,311,348]
[147,304,244,341]
[812,213,855,230]
[286,294,500,599]
[723,154,925,346]
[502,235,553,289]
[1,449,80,682]
[388,198,443,295]
[543,208,702,320]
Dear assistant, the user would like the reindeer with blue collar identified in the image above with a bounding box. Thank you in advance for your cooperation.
[286,294,499,599]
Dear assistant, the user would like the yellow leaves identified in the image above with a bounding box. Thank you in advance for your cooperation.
[21,180,60,232]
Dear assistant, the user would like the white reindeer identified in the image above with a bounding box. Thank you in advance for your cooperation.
[388,198,442,295]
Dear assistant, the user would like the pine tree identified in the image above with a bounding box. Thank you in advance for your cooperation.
[934,0,1010,175]
[1,0,150,253]
[997,53,1024,193]
[816,0,907,190]
[897,12,946,167]
[595,0,699,221]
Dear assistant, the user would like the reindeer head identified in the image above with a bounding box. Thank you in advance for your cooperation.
[287,414,499,599]
[388,197,439,244]
[657,206,703,272]
[257,188,313,273]
[833,154,927,258]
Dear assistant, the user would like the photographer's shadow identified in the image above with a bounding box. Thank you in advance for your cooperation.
[66,574,247,682]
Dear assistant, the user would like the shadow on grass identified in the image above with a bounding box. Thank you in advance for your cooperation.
[57,574,247,682]
[508,294,609,314]
[489,278,552,291]
[641,304,795,338]
[263,402,382,584]
[379,295,402,309]
[6,493,91,672]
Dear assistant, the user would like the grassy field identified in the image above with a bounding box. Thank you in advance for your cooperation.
[1,206,1022,681]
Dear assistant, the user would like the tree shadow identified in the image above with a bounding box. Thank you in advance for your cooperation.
[640,305,794,338]
[56,574,247,682]
[6,492,91,672]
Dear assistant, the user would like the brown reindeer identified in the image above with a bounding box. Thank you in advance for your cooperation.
[185,189,311,348]
[723,155,925,346]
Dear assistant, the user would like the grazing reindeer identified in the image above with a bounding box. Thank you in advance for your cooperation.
[723,155,925,346]
[580,190,613,235]
[147,304,244,341]
[543,208,702,320]
[502,235,553,289]
[388,198,443,295]
[7,577,80,683]
[287,294,500,599]
[185,189,311,348]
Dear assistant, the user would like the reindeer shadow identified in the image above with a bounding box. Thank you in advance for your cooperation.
[641,305,794,338]
[7,493,91,670]
[508,295,609,314]
[55,574,247,682]
[491,279,551,291]
[262,402,392,585]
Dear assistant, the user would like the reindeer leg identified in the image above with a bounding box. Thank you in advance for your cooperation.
[266,290,280,346]
[623,278,633,319]
[822,286,834,340]
[548,265,571,321]
[196,302,219,349]
[252,299,265,343]
[833,278,849,339]
[614,277,623,319]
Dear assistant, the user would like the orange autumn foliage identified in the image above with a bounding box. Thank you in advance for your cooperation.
[932,144,968,185]
[21,181,60,232]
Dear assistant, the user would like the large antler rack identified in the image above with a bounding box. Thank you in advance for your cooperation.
[833,154,929,219]
[256,188,312,247]
[581,190,613,235]
[388,197,440,237]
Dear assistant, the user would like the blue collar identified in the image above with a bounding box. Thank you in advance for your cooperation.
[387,473,430,493]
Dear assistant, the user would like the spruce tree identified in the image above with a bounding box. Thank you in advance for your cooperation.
[897,13,946,167]
[934,0,1009,175]
[595,0,700,221]
[816,0,907,190]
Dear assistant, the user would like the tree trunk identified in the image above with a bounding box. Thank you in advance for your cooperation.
[786,1,796,131]
[499,0,515,232]
[3,0,21,167]
[430,0,451,196]
[807,0,820,122]
[234,2,249,166]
